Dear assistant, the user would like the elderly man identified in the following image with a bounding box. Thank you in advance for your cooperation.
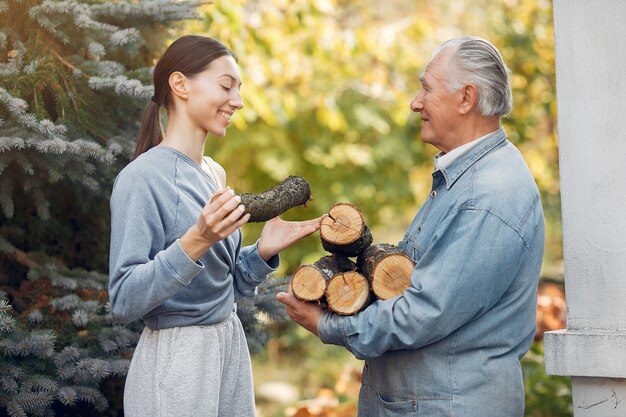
[277,36,544,417]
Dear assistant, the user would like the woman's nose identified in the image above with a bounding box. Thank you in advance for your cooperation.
[231,91,243,109]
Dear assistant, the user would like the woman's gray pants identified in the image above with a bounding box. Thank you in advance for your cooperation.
[123,312,255,417]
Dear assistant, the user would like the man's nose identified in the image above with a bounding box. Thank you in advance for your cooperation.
[410,91,423,112]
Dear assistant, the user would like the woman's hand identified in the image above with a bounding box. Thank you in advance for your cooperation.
[257,215,325,261]
[180,188,250,261]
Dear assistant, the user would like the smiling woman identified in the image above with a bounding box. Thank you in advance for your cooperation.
[108,35,324,417]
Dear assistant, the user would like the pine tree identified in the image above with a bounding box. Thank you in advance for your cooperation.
[0,1,273,415]
[2,2,288,414]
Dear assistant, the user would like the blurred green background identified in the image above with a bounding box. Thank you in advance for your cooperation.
[198,0,561,276]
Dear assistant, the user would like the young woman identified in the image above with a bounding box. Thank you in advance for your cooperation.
[108,35,321,417]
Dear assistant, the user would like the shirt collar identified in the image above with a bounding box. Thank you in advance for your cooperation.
[435,131,493,171]
[434,127,507,189]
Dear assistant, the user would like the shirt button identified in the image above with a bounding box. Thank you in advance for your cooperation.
[430,190,437,198]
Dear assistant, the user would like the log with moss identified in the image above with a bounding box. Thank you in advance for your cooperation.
[229,176,312,222]
[320,203,372,256]
[357,243,415,300]
[325,271,371,315]
[291,255,356,301]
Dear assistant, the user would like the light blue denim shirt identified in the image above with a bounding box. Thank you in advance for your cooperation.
[318,128,544,417]
[109,146,279,329]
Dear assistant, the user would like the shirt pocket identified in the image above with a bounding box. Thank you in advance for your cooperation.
[398,236,425,263]
[377,392,417,416]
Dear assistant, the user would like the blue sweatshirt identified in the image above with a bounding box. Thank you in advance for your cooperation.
[108,146,279,329]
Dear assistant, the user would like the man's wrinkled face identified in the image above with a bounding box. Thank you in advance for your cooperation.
[410,51,462,152]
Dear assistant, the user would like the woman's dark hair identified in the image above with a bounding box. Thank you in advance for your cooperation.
[133,35,236,160]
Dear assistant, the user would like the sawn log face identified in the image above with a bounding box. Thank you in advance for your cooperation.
[292,255,356,302]
[357,243,415,300]
[325,271,370,315]
[320,203,373,256]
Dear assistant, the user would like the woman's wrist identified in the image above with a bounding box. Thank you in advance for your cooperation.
[180,225,213,261]
[257,238,275,262]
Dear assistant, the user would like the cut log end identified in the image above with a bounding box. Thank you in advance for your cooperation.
[291,266,327,301]
[320,203,365,245]
[371,254,414,300]
[325,271,370,316]
[320,203,372,257]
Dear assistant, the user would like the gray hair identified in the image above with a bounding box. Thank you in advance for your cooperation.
[433,36,512,117]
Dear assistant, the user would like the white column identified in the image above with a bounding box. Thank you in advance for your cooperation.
[544,1,626,416]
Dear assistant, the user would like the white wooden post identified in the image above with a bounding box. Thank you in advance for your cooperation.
[544,1,626,416]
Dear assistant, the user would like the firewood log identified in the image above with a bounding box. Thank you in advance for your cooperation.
[320,203,372,256]
[292,255,356,302]
[357,243,415,300]
[240,176,312,222]
[325,271,370,315]
[212,176,312,222]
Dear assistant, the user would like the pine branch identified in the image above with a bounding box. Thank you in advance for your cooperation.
[56,386,77,407]
[22,376,58,394]
[73,386,108,411]
[1,375,18,394]
[0,312,16,333]
[15,391,53,413]
[0,329,56,358]
[91,0,203,21]
[1,0,201,414]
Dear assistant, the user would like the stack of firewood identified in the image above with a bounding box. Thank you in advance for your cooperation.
[291,203,415,315]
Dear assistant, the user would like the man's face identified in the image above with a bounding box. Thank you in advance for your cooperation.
[409,51,462,152]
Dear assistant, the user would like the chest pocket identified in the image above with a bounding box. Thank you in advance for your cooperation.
[398,236,425,264]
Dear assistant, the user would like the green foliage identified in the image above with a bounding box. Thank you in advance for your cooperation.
[196,0,561,275]
[522,342,573,417]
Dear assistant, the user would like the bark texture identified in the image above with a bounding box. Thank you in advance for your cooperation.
[292,255,356,301]
[320,203,372,256]
[357,243,415,300]
[325,271,370,315]
[239,176,312,222]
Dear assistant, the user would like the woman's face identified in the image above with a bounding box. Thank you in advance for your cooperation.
[186,55,243,138]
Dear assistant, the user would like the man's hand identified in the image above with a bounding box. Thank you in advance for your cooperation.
[276,284,323,337]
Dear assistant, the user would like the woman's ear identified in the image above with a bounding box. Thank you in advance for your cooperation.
[168,71,189,100]
[459,84,477,115]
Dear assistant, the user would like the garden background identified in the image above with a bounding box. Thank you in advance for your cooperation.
[0,0,569,416]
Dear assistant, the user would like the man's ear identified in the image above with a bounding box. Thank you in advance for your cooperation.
[169,71,189,100]
[459,84,478,115]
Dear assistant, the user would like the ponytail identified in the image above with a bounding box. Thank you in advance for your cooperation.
[133,100,163,160]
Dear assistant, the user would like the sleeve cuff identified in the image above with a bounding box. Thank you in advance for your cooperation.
[160,239,205,285]
[242,240,280,280]
[318,310,348,347]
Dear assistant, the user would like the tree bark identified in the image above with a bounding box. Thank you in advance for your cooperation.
[238,176,312,222]
[325,271,370,315]
[320,203,372,256]
[292,255,356,301]
[357,243,415,300]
